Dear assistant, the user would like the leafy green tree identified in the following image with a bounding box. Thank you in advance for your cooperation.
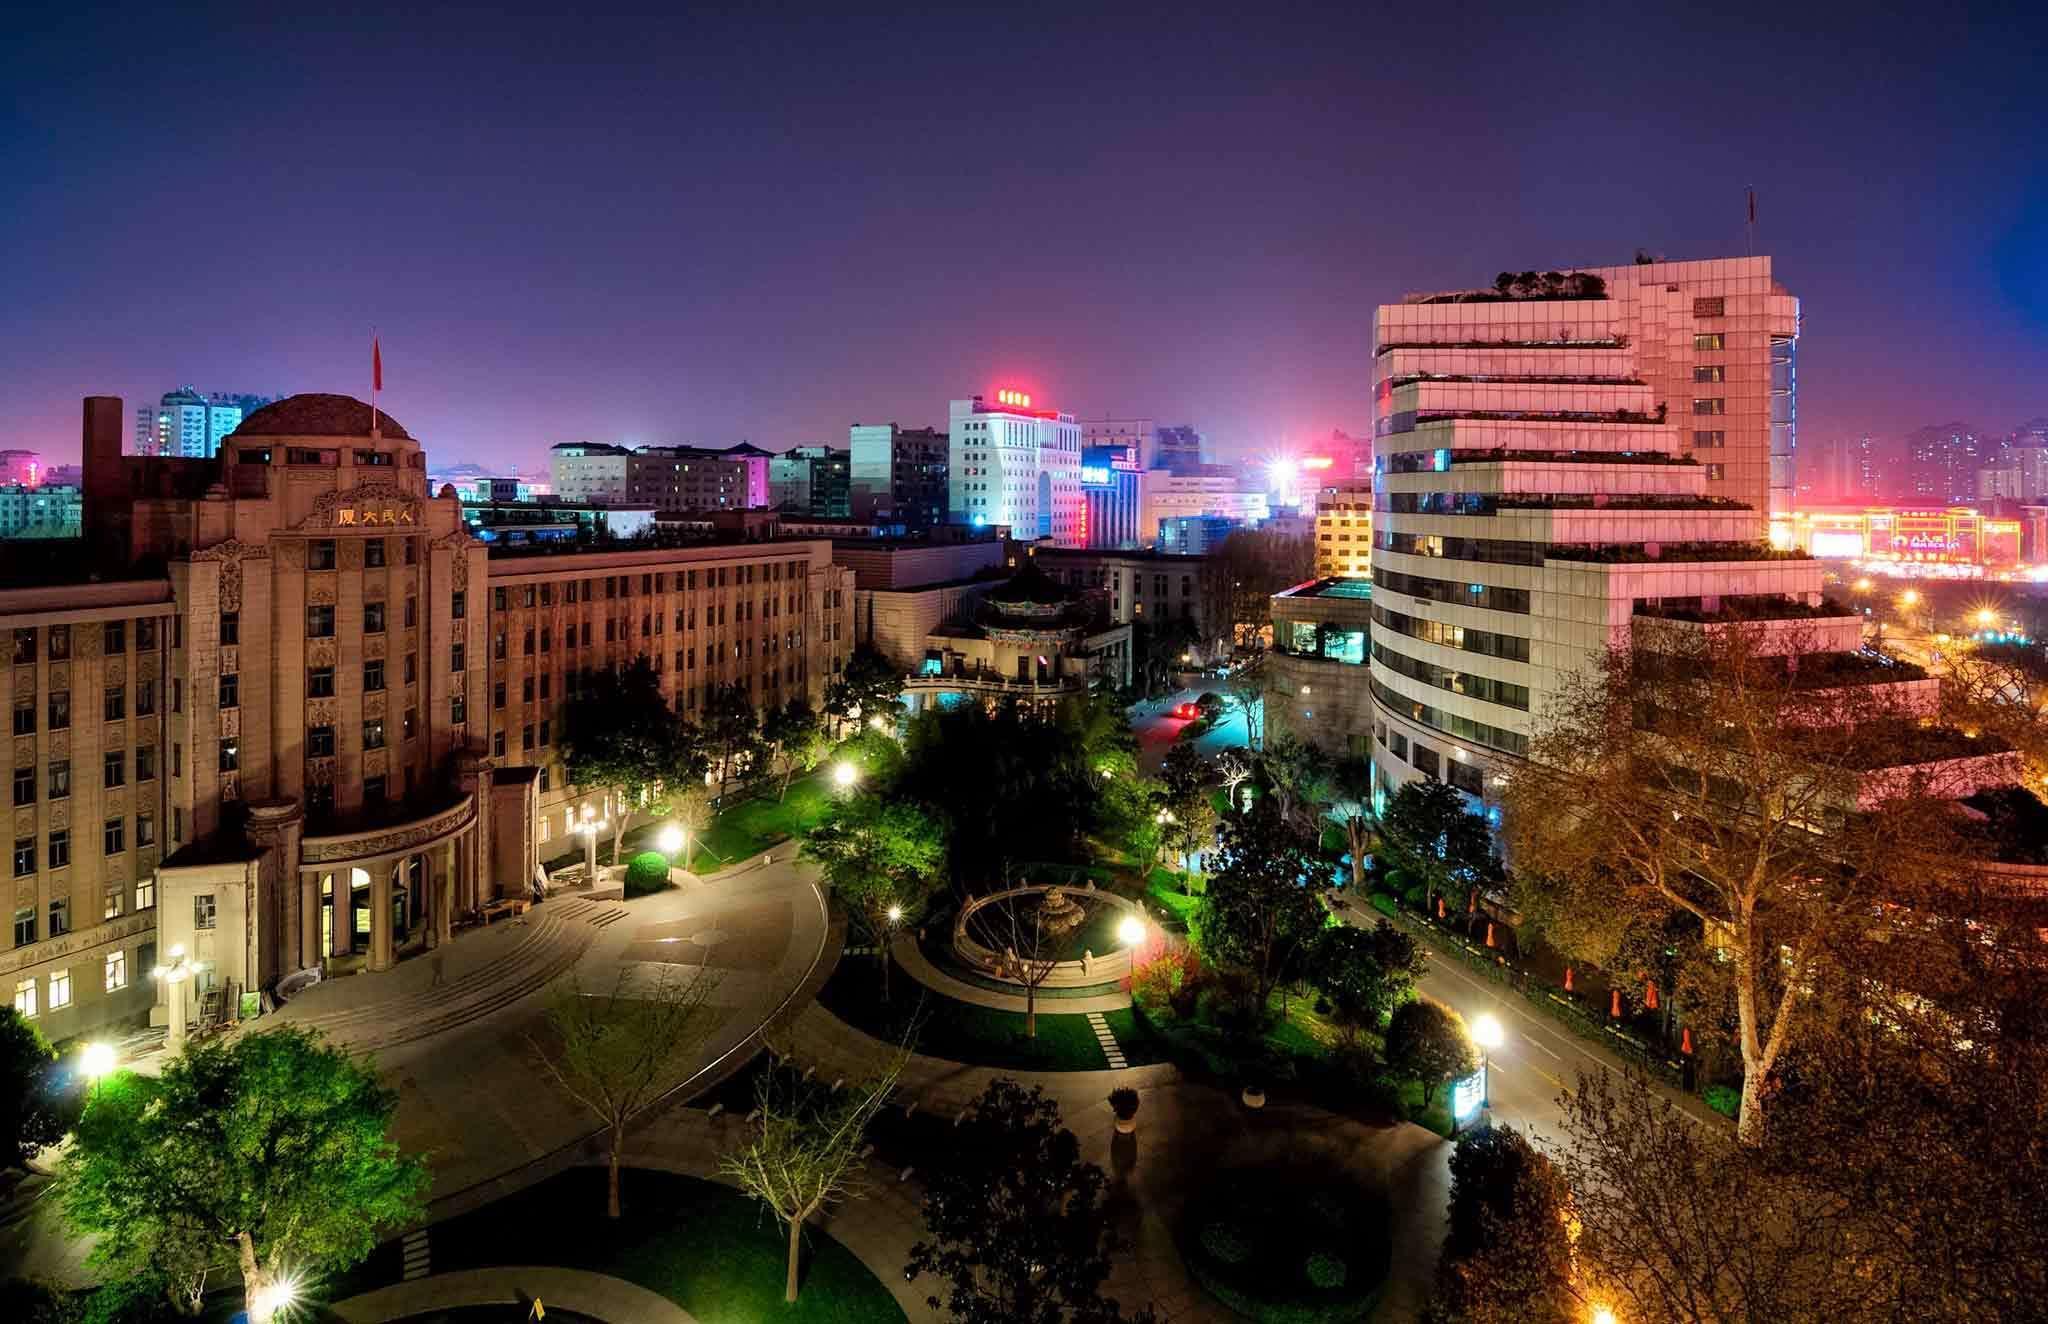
[1217,527,1314,651]
[1386,999,1480,1109]
[1328,755,1376,890]
[1197,798,1327,1019]
[823,646,903,736]
[802,793,947,998]
[1429,1125,1577,1324]
[1379,776,1496,911]
[1,1008,71,1172]
[534,966,721,1218]
[762,699,828,800]
[701,682,765,800]
[907,1079,1149,1324]
[561,658,703,863]
[1259,734,1335,832]
[1310,920,1424,1036]
[58,1027,427,1321]
[722,1053,904,1303]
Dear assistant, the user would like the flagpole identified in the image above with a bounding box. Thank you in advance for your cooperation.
[1745,186,1756,256]
[371,331,382,439]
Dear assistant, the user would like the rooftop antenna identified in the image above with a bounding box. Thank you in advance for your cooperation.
[1745,186,1757,256]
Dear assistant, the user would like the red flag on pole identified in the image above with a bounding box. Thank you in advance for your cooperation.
[373,336,383,392]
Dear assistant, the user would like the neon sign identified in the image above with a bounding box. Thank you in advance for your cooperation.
[1300,456,1334,471]
[994,388,1033,408]
[1080,466,1113,486]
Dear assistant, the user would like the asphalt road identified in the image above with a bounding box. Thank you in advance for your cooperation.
[1130,678,1258,773]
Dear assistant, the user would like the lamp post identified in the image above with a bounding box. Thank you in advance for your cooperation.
[576,804,608,888]
[657,822,685,878]
[1472,1012,1505,1124]
[832,761,859,791]
[152,945,196,1053]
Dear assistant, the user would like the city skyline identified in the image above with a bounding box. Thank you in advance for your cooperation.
[4,4,2044,470]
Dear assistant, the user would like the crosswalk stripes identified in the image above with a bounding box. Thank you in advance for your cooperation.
[1086,1011,1128,1069]
[401,1229,431,1281]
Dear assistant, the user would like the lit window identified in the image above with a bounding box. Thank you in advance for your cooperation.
[105,950,127,992]
[47,968,71,1010]
[12,977,35,1018]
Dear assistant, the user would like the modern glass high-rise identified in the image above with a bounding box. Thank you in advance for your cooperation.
[1367,256,1829,803]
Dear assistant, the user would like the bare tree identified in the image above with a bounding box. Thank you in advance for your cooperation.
[964,889,1067,1039]
[1501,619,1997,1145]
[533,966,722,1217]
[721,1049,904,1303]
[1222,658,1268,751]
[1215,748,1254,811]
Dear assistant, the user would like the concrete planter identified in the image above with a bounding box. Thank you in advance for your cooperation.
[1114,1117,1137,1135]
[1241,1086,1266,1109]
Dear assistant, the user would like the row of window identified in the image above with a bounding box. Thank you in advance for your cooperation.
[1371,640,1530,710]
[12,747,160,804]
[10,677,160,734]
[1372,569,1531,615]
[491,563,804,613]
[9,619,160,665]
[1378,723,1487,797]
[304,536,419,571]
[1374,530,1544,567]
[12,813,156,878]
[1371,604,1532,663]
[1371,675,1529,758]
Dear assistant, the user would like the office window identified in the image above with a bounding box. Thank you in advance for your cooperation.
[47,967,71,1010]
[405,596,417,628]
[307,784,334,818]
[11,765,31,806]
[172,679,182,712]
[363,719,386,750]
[494,681,507,709]
[101,685,123,722]
[310,539,337,570]
[492,729,506,757]
[522,676,534,703]
[1693,430,1726,449]
[451,590,466,619]
[524,628,535,655]
[308,666,335,698]
[539,718,551,746]
[105,950,127,991]
[540,627,551,653]
[10,629,31,664]
[136,617,157,650]
[135,874,155,910]
[451,642,466,672]
[172,744,182,776]
[404,652,417,685]
[136,677,156,716]
[48,829,69,869]
[308,604,336,637]
[194,894,217,931]
[451,693,467,725]
[103,882,122,919]
[48,625,70,660]
[48,759,69,800]
[494,587,509,611]
[364,658,385,692]
[219,738,239,772]
[494,632,507,659]
[12,699,32,736]
[14,838,34,878]
[48,899,69,939]
[103,621,126,654]
[308,725,335,757]
[403,708,417,741]
[219,672,241,709]
[220,610,239,645]
[13,976,35,1018]
[1692,398,1726,416]
[404,536,418,565]
[136,746,156,781]
[104,817,125,855]
[522,723,534,750]
[137,813,154,847]
[48,690,69,730]
[1694,365,1726,383]
[1705,464,1727,480]
[103,750,124,788]
[364,601,387,634]
[1694,332,1726,351]
[365,537,386,567]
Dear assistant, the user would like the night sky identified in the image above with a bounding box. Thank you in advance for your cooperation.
[4,2,2043,471]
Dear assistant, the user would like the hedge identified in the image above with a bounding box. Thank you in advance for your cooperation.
[624,850,672,897]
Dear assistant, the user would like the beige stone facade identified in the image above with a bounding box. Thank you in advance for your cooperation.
[0,393,854,1043]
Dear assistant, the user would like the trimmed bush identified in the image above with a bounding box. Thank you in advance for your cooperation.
[1305,1252,1347,1290]
[1704,1084,1741,1119]
[1181,1173,1388,1323]
[1368,891,1400,919]
[1201,1220,1252,1265]
[624,850,672,897]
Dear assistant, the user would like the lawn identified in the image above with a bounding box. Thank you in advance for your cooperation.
[341,1166,905,1323]
[687,774,836,871]
[1144,866,1205,926]
[817,952,1164,1071]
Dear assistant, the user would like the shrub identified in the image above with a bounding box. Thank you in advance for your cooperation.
[1108,1087,1140,1121]
[1132,947,1205,1015]
[623,850,672,897]
[1201,1220,1252,1265]
[1369,892,1399,919]
[1304,1251,1348,1290]
[1704,1084,1741,1119]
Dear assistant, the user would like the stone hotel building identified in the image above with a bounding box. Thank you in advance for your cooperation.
[2,394,851,1043]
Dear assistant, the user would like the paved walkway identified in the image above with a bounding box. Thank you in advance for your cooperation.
[890,932,1133,1013]
[331,1266,696,1323]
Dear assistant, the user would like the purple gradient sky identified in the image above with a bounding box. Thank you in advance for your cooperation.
[4,3,2043,472]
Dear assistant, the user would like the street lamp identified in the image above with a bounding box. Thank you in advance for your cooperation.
[832,761,859,790]
[657,822,685,877]
[1472,1012,1505,1118]
[1976,607,1998,629]
[576,803,609,887]
[79,1041,117,1084]
[1590,1307,1618,1324]
[1117,914,1147,948]
[249,1273,300,1324]
[152,946,196,1053]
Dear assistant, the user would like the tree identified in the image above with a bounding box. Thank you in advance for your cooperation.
[1385,999,1480,1109]
[1215,747,1255,811]
[58,1027,426,1321]
[1,1008,70,1172]
[533,966,721,1218]
[1259,733,1335,832]
[722,1051,903,1303]
[963,887,1067,1038]
[1220,657,1268,750]
[907,1079,1148,1324]
[1500,621,1982,1145]
[762,699,828,800]
[1327,755,1376,890]
[1942,641,2048,783]
[802,793,947,998]
[1133,616,1199,696]
[1378,775,1495,909]
[1429,1126,1578,1324]
[561,658,703,863]
[701,682,765,800]
[1310,920,1424,1036]
[1197,798,1326,1019]
[823,646,903,736]
[1216,528,1314,651]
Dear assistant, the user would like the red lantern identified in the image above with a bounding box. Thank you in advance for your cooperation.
[1484,922,1496,948]
[1563,967,1575,992]
[1467,888,1477,914]
[1645,980,1659,1010]
[1681,1026,1694,1056]
[1436,896,1446,919]
[1610,988,1623,1019]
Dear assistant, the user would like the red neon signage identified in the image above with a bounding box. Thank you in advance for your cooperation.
[995,388,1033,408]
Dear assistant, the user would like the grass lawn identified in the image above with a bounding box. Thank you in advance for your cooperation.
[817,952,1165,1070]
[687,774,835,871]
[343,1166,904,1323]
[1144,866,1205,927]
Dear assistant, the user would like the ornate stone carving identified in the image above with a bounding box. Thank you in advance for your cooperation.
[104,659,125,685]
[49,804,68,832]
[12,808,32,837]
[431,528,473,551]
[306,581,338,607]
[307,699,338,727]
[299,794,477,865]
[305,758,334,786]
[274,540,306,570]
[220,772,240,802]
[48,731,68,758]
[76,628,100,660]
[49,663,68,691]
[219,647,239,674]
[364,749,387,777]
[363,692,387,720]
[363,635,387,661]
[192,538,271,613]
[220,708,241,738]
[307,641,338,669]
[13,742,32,769]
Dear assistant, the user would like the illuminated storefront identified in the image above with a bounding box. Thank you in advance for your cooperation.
[1785,507,2022,569]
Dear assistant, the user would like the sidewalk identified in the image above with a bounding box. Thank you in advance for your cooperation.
[889,933,1133,1014]
[331,1266,696,1323]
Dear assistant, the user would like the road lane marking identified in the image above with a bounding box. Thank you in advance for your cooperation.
[1521,1033,1562,1062]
